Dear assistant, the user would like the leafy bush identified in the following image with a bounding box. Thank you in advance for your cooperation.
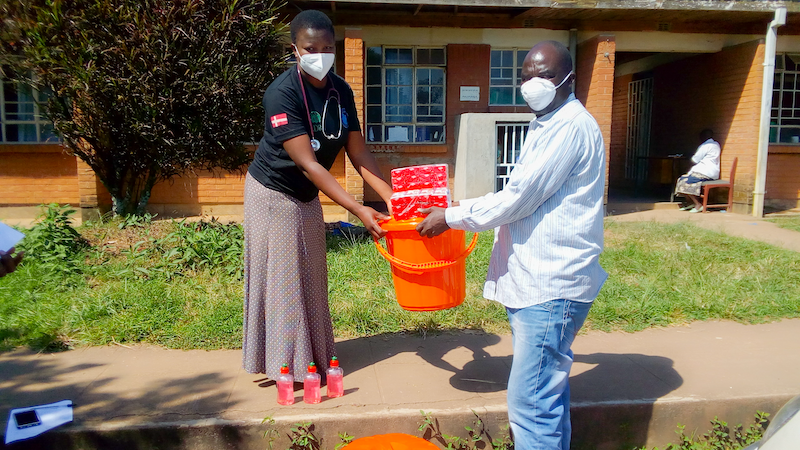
[17,204,88,277]
[122,219,244,278]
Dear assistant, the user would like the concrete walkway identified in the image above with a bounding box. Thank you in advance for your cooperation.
[2,209,800,449]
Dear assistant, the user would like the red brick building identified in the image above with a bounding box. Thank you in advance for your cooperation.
[2,1,800,222]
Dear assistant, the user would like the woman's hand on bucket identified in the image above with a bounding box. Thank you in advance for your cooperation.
[416,207,450,238]
[357,206,390,239]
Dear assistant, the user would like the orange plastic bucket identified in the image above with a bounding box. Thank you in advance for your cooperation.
[374,218,478,311]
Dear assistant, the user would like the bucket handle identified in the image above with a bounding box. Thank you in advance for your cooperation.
[373,232,479,273]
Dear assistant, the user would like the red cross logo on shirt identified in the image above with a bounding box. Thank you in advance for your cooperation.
[270,113,288,128]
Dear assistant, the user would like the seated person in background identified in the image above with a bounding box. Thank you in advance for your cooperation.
[674,129,720,213]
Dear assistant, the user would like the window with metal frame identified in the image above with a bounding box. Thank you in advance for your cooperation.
[495,122,529,192]
[365,46,446,144]
[489,49,528,106]
[772,53,800,144]
[1,73,58,143]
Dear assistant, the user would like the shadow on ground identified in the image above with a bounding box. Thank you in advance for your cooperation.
[0,350,241,450]
[336,331,683,449]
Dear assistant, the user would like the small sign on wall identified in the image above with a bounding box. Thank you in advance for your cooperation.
[459,86,480,102]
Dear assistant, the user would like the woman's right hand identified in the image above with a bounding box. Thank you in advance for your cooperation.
[357,205,389,239]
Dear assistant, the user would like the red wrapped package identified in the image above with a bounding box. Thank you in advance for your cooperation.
[391,164,448,192]
[390,188,451,221]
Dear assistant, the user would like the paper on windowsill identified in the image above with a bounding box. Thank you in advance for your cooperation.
[0,222,25,253]
[5,400,73,444]
[387,126,409,142]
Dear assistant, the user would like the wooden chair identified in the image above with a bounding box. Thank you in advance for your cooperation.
[701,157,737,213]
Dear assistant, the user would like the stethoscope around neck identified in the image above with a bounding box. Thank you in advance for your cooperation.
[297,68,343,151]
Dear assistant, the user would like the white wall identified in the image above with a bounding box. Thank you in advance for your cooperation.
[453,113,535,201]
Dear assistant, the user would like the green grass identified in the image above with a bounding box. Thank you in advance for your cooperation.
[766,215,800,232]
[1,209,799,352]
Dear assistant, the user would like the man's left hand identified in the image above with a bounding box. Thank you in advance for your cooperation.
[416,207,450,238]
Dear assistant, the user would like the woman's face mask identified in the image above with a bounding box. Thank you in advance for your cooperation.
[294,44,335,81]
[520,71,573,111]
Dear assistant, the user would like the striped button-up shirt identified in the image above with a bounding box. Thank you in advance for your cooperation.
[445,94,607,308]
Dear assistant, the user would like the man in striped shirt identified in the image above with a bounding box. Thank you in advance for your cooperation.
[417,40,607,450]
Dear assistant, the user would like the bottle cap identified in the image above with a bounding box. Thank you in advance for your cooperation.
[308,362,317,373]
[330,356,339,367]
[280,363,289,374]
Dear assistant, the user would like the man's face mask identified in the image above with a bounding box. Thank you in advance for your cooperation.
[520,71,573,111]
[294,45,335,81]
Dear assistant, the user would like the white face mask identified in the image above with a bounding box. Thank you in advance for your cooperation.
[295,46,335,81]
[520,71,573,111]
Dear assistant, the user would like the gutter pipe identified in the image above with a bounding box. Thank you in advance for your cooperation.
[753,7,786,218]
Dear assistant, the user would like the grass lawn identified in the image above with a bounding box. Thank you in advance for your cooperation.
[1,207,799,351]
[766,214,800,232]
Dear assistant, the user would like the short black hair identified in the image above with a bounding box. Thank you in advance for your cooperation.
[700,129,714,140]
[290,10,334,43]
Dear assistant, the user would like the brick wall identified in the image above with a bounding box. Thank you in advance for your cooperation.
[0,146,79,205]
[343,29,365,212]
[650,40,764,211]
[765,146,800,210]
[576,35,616,199]
[364,44,492,203]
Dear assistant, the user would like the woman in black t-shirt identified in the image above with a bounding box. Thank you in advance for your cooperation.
[242,10,393,380]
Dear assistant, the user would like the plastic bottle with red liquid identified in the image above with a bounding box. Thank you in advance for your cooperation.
[326,357,344,398]
[303,362,321,404]
[276,363,294,405]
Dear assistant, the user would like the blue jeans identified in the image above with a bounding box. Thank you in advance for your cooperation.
[506,299,592,450]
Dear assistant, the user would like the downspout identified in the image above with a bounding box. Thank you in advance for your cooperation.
[753,7,787,217]
[569,28,578,93]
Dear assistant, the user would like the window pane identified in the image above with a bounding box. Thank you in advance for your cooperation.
[779,127,800,143]
[430,69,444,85]
[386,87,399,104]
[417,68,430,85]
[490,87,514,105]
[3,81,17,101]
[367,47,382,65]
[41,123,58,142]
[501,50,512,67]
[6,124,37,142]
[417,105,430,117]
[430,49,445,65]
[417,48,431,65]
[367,125,382,142]
[398,87,411,104]
[430,86,444,104]
[415,125,444,142]
[367,105,382,123]
[515,90,525,106]
[417,86,430,104]
[367,86,382,105]
[367,67,382,85]
[385,48,413,65]
[398,68,413,86]
[491,50,502,67]
[783,73,795,90]
[386,68,412,86]
[517,50,527,66]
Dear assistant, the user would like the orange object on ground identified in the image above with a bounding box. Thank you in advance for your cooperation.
[343,433,440,450]
[374,217,478,311]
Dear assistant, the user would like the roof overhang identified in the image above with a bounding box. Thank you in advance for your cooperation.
[285,0,800,34]
[321,0,798,13]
